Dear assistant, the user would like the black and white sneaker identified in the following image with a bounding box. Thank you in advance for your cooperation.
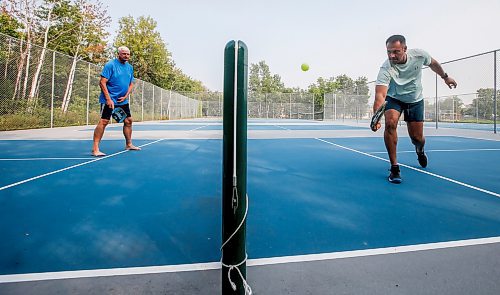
[416,147,428,168]
[388,165,402,184]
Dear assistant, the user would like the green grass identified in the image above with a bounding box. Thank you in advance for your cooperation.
[0,110,101,131]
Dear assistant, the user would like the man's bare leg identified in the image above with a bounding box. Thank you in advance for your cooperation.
[408,121,427,167]
[123,117,141,151]
[407,121,425,150]
[92,119,109,156]
[384,109,401,166]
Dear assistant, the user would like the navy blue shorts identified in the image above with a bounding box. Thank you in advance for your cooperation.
[100,103,132,120]
[385,96,424,122]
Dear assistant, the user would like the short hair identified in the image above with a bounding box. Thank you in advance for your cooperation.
[386,35,406,46]
[117,46,130,54]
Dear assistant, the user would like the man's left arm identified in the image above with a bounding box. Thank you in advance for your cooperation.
[428,58,457,89]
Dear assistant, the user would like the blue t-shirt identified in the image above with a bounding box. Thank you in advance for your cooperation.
[99,58,134,105]
[375,48,432,103]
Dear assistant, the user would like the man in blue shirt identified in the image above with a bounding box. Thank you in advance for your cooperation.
[372,35,457,183]
[92,46,141,156]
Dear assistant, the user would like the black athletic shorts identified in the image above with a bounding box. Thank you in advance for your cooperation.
[100,103,132,120]
[385,96,424,122]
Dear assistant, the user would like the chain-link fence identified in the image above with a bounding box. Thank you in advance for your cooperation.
[0,33,200,131]
[420,50,499,132]
[323,93,371,123]
[247,92,318,119]
[1,32,498,133]
[177,92,321,120]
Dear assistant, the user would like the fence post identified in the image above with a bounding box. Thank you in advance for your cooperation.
[435,74,438,129]
[312,94,315,120]
[141,81,144,121]
[265,93,268,119]
[476,93,479,124]
[160,88,163,119]
[494,50,497,134]
[51,51,55,128]
[323,93,327,121]
[168,90,172,119]
[343,94,345,122]
[86,63,90,125]
[334,93,337,121]
[220,92,223,117]
[452,96,455,124]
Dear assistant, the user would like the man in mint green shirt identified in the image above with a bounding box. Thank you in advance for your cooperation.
[372,35,457,183]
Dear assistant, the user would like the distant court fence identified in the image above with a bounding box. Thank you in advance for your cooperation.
[0,32,498,133]
[420,50,498,133]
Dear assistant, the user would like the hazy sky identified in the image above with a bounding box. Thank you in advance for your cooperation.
[104,0,500,92]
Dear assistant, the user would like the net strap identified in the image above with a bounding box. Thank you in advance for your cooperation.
[221,187,252,295]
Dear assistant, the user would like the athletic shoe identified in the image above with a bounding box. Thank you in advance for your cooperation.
[416,147,428,168]
[388,165,402,184]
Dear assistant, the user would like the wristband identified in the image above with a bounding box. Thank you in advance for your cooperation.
[441,73,448,79]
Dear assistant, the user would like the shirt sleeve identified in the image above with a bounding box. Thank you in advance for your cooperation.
[375,67,391,86]
[130,66,135,84]
[415,48,432,66]
[100,61,113,79]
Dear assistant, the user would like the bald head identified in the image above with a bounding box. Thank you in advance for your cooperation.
[117,46,131,63]
[118,46,130,54]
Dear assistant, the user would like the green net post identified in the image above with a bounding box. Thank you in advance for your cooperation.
[222,40,249,294]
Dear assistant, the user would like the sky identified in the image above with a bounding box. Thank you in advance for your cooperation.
[103,0,500,92]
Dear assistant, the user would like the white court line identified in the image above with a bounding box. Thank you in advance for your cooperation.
[0,158,94,161]
[0,150,129,191]
[453,135,500,142]
[248,236,500,267]
[0,126,209,191]
[273,125,291,131]
[1,236,498,283]
[369,148,500,154]
[315,138,500,198]
[0,262,221,283]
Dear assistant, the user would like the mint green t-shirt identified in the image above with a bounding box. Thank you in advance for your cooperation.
[376,48,432,103]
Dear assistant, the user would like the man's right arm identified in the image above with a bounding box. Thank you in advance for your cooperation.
[371,85,388,132]
[99,77,114,109]
[374,65,390,112]
[373,85,388,112]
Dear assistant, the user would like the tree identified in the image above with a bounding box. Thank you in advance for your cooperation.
[353,76,369,96]
[438,96,464,121]
[27,0,60,101]
[46,0,107,63]
[471,88,497,120]
[0,8,23,38]
[0,10,23,82]
[249,61,285,94]
[114,16,174,88]
[306,76,337,111]
[3,0,38,100]
[114,15,206,92]
[58,0,110,112]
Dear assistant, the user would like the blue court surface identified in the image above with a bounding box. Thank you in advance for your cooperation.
[1,120,500,292]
